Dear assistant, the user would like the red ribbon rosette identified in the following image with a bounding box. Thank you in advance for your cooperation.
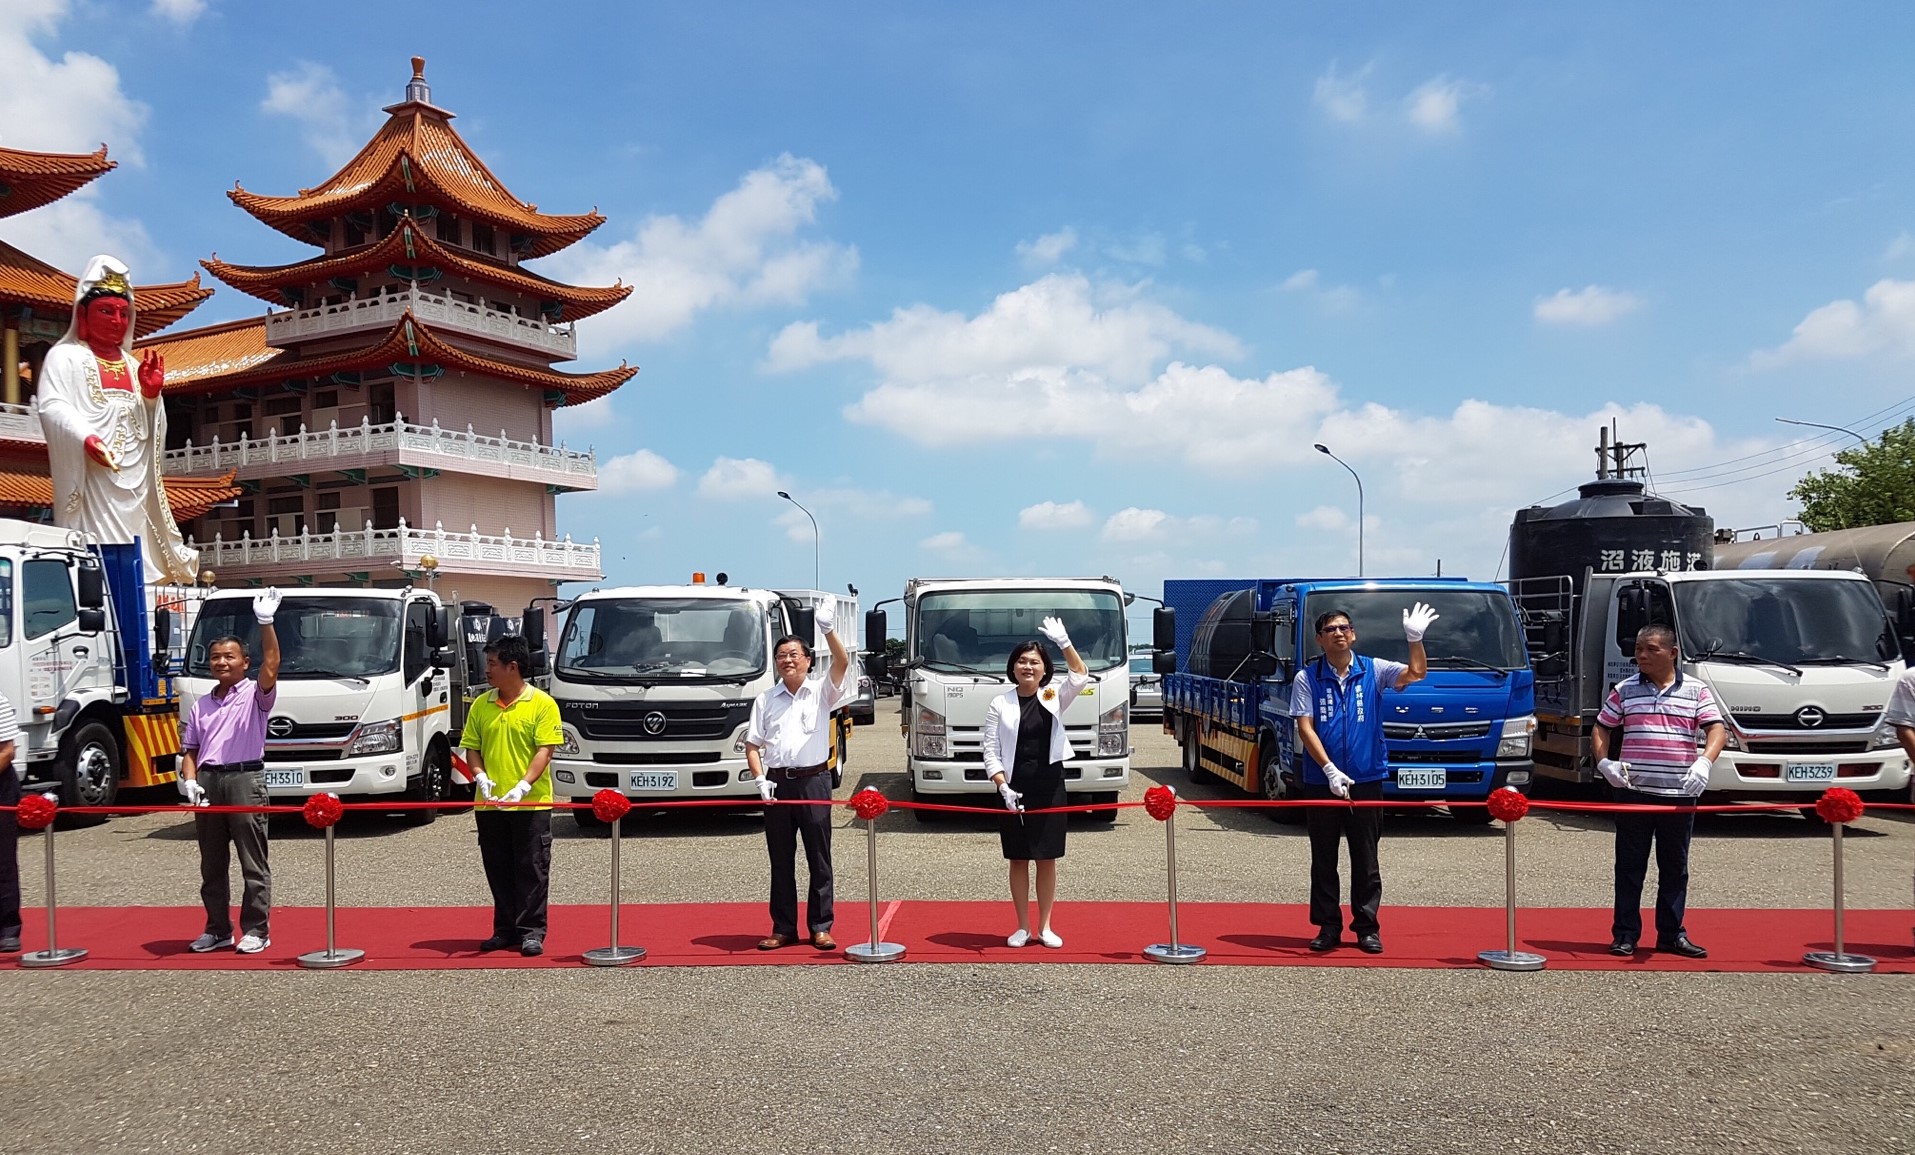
[1814,786,1865,825]
[592,789,632,823]
[1486,787,1529,823]
[302,792,344,829]
[16,793,56,831]
[1143,784,1178,821]
[850,788,889,821]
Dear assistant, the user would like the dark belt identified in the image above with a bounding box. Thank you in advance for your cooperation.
[765,762,829,782]
[199,760,265,773]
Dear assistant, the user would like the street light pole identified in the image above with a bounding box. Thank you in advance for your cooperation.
[1775,416,1869,447]
[1313,442,1364,578]
[777,490,820,589]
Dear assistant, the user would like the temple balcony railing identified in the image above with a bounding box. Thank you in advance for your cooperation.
[262,285,577,360]
[163,414,596,490]
[0,403,45,445]
[187,518,602,579]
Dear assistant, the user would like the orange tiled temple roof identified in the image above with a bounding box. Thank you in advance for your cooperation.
[0,241,212,336]
[133,317,281,386]
[0,144,115,220]
[0,469,241,522]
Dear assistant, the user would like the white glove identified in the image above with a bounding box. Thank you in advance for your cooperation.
[757,774,778,804]
[1597,758,1629,789]
[177,777,208,807]
[1322,762,1353,799]
[498,780,530,805]
[1403,602,1439,643]
[1683,756,1712,797]
[472,771,495,801]
[1037,616,1072,652]
[998,782,1024,812]
[253,587,282,624]
[814,600,835,635]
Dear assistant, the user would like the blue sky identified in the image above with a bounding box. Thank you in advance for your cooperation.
[8,1,1915,624]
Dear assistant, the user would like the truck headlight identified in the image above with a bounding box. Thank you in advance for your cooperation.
[1496,715,1535,759]
[347,718,402,756]
[1098,703,1128,757]
[558,727,581,756]
[1874,722,1904,751]
[913,705,947,759]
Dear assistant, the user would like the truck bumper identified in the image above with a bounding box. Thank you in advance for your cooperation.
[550,755,762,801]
[1384,760,1532,801]
[1710,750,1911,795]
[261,756,410,798]
[910,757,1130,794]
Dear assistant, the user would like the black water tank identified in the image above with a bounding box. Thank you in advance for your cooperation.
[1508,478,1714,595]
[1188,589,1258,682]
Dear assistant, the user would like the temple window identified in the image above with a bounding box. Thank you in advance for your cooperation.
[437,213,461,244]
[471,222,496,256]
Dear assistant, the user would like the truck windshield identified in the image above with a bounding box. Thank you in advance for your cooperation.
[187,598,401,679]
[556,598,766,681]
[1675,578,1897,665]
[1303,589,1528,669]
[914,589,1127,674]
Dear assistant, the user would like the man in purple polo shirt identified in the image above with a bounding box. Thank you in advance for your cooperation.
[179,588,282,954]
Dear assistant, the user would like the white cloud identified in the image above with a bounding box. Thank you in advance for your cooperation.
[1106,233,1167,267]
[696,456,786,500]
[598,448,678,494]
[1102,507,1171,543]
[1313,63,1370,123]
[1017,227,1077,267]
[0,1,149,163]
[1534,285,1643,327]
[1405,76,1471,134]
[1281,269,1319,291]
[542,154,857,349]
[1884,232,1915,262]
[1754,278,1915,366]
[260,62,366,167]
[1280,267,1361,312]
[772,487,933,540]
[1018,500,1093,531]
[920,531,972,555]
[0,191,160,279]
[151,0,206,24]
[1295,505,1350,532]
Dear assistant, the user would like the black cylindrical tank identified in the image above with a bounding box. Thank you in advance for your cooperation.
[1508,478,1714,594]
[1189,588,1258,682]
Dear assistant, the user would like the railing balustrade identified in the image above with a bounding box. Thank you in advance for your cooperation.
[164,413,595,484]
[186,518,601,574]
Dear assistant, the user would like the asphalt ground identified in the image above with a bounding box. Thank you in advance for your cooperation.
[2,713,1912,1153]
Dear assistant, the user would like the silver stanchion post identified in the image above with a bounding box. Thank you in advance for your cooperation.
[1146,801,1205,964]
[21,823,86,968]
[1478,814,1545,971]
[584,815,645,966]
[298,824,364,969]
[1804,821,1875,973]
[846,816,904,963]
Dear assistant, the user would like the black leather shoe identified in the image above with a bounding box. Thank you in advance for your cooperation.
[1307,930,1340,952]
[519,938,545,958]
[1656,935,1707,959]
[479,935,518,952]
[1356,934,1383,955]
[0,936,19,953]
[1608,939,1636,957]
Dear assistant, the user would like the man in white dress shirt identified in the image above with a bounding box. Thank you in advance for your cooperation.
[744,602,854,950]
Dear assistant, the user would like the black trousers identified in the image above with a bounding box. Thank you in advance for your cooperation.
[1612,789,1697,944]
[1304,778,1383,936]
[764,771,834,936]
[476,809,551,942]
[0,766,18,940]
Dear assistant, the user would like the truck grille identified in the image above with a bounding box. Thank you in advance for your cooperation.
[592,751,723,765]
[1382,722,1493,741]
[561,700,751,742]
[1742,739,1870,755]
[1732,712,1878,731]
[1393,751,1485,765]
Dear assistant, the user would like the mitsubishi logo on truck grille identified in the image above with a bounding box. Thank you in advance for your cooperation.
[642,711,668,735]
[267,717,294,738]
[1795,706,1826,729]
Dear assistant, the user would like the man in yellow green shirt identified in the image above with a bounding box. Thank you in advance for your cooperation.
[458,635,563,957]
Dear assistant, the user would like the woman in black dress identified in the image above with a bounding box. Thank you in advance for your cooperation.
[982,616,1090,947]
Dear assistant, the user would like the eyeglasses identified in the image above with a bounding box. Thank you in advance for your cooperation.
[1318,625,1355,635]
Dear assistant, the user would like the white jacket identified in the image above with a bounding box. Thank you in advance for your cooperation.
[981,669,1092,784]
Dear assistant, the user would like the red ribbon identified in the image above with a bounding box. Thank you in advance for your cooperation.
[302,792,344,829]
[15,793,56,831]
[591,789,633,823]
[850,788,889,821]
[1143,785,1178,821]
[1486,787,1529,822]
[1814,786,1865,825]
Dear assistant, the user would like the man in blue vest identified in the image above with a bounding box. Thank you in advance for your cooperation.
[1290,603,1436,954]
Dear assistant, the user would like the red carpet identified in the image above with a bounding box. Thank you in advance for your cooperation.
[10,902,1915,972]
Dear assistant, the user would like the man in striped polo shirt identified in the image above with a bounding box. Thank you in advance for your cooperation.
[1591,623,1725,958]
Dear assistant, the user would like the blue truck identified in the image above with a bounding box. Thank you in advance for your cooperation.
[1158,577,1536,824]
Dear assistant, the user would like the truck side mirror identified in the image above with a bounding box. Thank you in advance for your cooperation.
[865,609,887,653]
[1245,651,1278,679]
[1152,650,1177,676]
[76,563,105,610]
[154,607,173,655]
[1897,588,1915,641]
[429,606,453,650]
[431,645,456,670]
[521,606,546,650]
[789,606,817,646]
[864,647,888,683]
[1541,618,1567,654]
[1153,606,1176,652]
[78,607,106,633]
[1614,586,1648,651]
[1249,611,1276,654]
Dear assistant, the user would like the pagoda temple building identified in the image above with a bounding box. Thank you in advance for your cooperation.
[141,58,634,611]
[0,144,234,523]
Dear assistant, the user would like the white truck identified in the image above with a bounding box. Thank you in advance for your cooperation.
[179,587,468,823]
[869,576,1132,823]
[1513,568,1910,806]
[540,581,856,830]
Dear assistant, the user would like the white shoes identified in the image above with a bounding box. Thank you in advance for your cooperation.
[1006,929,1030,948]
[1006,928,1063,948]
[235,934,270,955]
[1038,929,1063,949]
[189,933,233,953]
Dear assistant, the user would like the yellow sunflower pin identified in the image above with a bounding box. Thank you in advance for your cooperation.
[1041,687,1056,702]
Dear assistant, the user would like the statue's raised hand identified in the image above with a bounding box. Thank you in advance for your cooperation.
[139,351,165,400]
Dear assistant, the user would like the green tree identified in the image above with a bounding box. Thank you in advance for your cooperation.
[1789,418,1915,532]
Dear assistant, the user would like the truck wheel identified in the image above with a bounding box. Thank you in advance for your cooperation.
[1259,743,1303,825]
[1182,727,1214,785]
[400,743,451,826]
[1086,791,1119,823]
[56,720,121,823]
[574,806,611,835]
[910,781,942,824]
